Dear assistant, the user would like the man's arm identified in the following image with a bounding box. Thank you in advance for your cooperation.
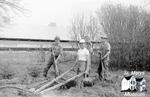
[102,42,111,60]
[56,45,63,61]
[102,49,110,60]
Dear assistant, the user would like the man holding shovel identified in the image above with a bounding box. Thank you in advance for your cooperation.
[98,39,111,81]
[43,36,63,78]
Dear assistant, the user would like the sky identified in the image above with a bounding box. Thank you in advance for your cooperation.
[14,0,149,26]
[14,0,103,26]
[1,0,150,39]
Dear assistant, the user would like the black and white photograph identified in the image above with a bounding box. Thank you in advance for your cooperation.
[0,0,149,97]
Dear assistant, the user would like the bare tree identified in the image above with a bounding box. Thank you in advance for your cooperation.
[0,0,24,28]
[97,4,150,43]
[70,14,102,42]
[97,4,150,70]
[70,14,86,41]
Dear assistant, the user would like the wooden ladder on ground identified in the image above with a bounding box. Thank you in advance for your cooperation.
[33,62,85,94]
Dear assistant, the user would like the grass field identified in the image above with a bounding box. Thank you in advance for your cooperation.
[0,51,149,97]
[42,69,150,97]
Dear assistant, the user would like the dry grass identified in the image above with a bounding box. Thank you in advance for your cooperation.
[42,70,150,97]
[0,51,149,97]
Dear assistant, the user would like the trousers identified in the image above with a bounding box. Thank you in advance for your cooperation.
[101,60,110,80]
[43,54,59,77]
[76,61,87,88]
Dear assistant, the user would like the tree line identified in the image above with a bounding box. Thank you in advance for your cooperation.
[70,4,150,71]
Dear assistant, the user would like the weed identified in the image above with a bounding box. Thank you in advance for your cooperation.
[0,64,16,80]
[27,66,42,78]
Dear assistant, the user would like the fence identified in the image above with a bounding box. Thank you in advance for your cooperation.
[0,38,101,66]
[0,38,150,71]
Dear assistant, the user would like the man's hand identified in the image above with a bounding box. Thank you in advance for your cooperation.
[102,51,110,60]
[85,70,89,76]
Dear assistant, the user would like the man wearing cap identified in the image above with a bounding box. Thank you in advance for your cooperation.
[98,39,111,81]
[76,39,90,87]
[43,36,63,78]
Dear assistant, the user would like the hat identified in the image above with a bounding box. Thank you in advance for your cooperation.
[79,39,85,43]
[54,36,60,40]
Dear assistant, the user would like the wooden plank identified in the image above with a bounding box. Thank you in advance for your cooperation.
[52,48,60,77]
[34,61,77,93]
[40,72,84,94]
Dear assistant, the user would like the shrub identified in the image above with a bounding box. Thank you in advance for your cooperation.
[27,66,42,78]
[0,64,16,80]
[110,42,150,71]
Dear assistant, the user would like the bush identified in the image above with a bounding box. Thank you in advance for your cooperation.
[110,42,150,71]
[0,64,16,80]
[27,66,42,78]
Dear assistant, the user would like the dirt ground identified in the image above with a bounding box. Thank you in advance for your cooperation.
[0,61,149,97]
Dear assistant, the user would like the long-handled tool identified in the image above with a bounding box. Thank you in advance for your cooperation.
[98,52,103,79]
[51,48,60,77]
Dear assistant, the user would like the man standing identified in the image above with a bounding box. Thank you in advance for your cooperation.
[76,39,90,87]
[43,36,63,78]
[98,39,111,81]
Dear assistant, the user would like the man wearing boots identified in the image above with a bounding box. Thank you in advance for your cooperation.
[98,39,111,82]
[43,36,63,78]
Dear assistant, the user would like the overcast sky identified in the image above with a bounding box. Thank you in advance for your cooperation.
[13,0,149,26]
[1,0,150,39]
[14,0,103,26]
